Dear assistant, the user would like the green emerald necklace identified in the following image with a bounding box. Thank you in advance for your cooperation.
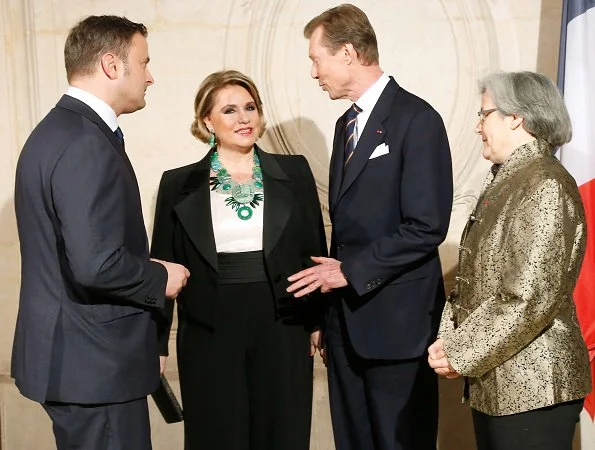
[209,151,264,221]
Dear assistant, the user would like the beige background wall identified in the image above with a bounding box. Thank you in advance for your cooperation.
[1,0,591,449]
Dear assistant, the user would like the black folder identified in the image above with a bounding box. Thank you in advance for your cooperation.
[151,375,183,423]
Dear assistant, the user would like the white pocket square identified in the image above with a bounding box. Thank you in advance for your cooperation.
[369,143,389,159]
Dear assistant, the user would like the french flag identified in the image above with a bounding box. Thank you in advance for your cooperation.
[558,0,595,421]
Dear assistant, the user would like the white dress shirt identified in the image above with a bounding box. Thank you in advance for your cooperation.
[210,190,264,253]
[354,72,390,146]
[66,86,119,132]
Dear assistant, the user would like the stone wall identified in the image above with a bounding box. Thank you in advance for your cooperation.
[2,1,591,448]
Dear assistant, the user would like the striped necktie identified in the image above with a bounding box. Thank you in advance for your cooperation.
[344,103,362,167]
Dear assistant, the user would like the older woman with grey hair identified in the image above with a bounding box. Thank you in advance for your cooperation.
[428,71,590,450]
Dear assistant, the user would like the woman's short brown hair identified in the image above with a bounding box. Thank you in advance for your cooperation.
[303,4,379,66]
[190,70,266,143]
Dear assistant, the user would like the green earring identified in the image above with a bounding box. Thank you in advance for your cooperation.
[208,130,216,147]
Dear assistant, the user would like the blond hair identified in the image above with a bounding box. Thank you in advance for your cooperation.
[190,70,266,143]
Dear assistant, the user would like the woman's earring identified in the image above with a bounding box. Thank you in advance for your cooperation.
[208,129,216,147]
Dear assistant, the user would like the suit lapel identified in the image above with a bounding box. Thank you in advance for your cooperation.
[329,116,346,214]
[174,149,218,271]
[258,146,293,257]
[337,79,398,203]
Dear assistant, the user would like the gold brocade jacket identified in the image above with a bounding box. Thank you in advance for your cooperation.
[440,139,591,416]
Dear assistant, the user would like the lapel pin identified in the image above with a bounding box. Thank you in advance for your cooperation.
[376,129,382,134]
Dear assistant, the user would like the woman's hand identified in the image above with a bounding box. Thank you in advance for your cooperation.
[160,355,167,375]
[310,330,321,356]
[428,338,461,379]
[310,330,327,365]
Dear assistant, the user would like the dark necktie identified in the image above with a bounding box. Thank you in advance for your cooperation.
[114,126,125,148]
[344,103,362,167]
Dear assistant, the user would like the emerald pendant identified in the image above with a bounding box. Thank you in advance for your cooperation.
[237,206,253,220]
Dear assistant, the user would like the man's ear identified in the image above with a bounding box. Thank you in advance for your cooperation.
[100,53,119,80]
[344,43,357,64]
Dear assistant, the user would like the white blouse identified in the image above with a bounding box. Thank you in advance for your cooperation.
[210,190,264,253]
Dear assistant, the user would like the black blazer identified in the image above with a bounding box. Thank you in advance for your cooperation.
[330,78,453,360]
[12,95,167,404]
[150,146,327,354]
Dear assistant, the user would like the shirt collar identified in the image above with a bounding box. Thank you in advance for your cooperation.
[355,72,391,112]
[66,86,119,132]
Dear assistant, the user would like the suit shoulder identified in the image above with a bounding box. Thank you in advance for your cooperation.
[524,155,581,194]
[153,162,199,210]
[158,161,200,192]
[269,152,311,174]
[162,161,201,179]
[23,107,86,152]
[19,110,114,178]
[394,85,439,115]
[268,152,307,164]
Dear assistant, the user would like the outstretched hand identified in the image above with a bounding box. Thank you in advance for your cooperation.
[286,257,348,297]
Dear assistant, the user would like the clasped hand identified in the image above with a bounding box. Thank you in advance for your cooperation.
[427,338,461,379]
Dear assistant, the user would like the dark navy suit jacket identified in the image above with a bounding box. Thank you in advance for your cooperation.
[12,95,167,404]
[330,77,453,360]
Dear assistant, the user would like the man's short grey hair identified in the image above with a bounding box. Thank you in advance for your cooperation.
[479,71,572,147]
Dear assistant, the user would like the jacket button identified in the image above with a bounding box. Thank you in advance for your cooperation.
[366,283,372,290]
[337,244,344,250]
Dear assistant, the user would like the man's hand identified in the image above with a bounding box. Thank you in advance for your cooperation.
[159,355,167,375]
[428,338,461,379]
[287,256,348,298]
[152,258,190,299]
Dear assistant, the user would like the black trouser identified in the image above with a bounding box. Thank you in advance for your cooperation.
[42,397,151,450]
[179,280,313,450]
[326,305,438,450]
[472,399,583,450]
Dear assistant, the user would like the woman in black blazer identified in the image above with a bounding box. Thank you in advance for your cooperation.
[150,70,326,450]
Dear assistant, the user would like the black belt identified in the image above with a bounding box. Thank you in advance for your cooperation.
[217,251,268,284]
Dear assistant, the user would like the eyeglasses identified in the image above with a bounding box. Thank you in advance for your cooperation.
[477,108,498,124]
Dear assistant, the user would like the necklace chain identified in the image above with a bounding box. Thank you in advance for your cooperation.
[209,151,264,221]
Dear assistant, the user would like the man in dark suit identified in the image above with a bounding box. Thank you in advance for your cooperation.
[12,15,189,449]
[288,4,453,450]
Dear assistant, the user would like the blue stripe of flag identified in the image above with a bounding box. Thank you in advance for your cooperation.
[558,0,595,92]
